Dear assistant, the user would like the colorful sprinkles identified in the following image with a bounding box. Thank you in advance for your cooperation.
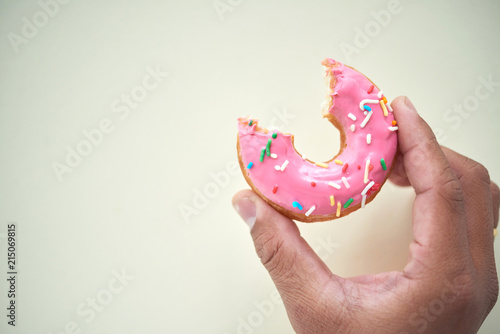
[380,158,387,171]
[239,70,398,218]
[266,139,272,156]
[343,198,354,209]
[305,205,316,217]
[260,148,265,162]
[292,201,303,210]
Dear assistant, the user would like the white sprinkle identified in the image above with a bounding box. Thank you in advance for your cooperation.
[377,91,384,99]
[341,176,350,189]
[271,153,278,159]
[350,124,355,132]
[361,195,367,208]
[364,111,368,116]
[275,165,281,171]
[280,160,289,171]
[301,154,307,161]
[366,134,372,144]
[328,181,341,189]
[359,99,379,111]
[305,205,316,217]
[361,181,375,196]
[364,159,370,184]
[389,126,399,131]
[348,113,357,121]
[386,103,393,112]
[360,111,373,128]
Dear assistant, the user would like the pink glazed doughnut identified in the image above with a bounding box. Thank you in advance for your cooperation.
[236,59,398,222]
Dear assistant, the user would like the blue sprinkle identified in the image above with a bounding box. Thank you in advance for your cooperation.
[247,162,254,169]
[363,105,372,111]
[292,201,303,210]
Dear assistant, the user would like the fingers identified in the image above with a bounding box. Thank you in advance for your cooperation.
[389,153,411,187]
[391,97,469,274]
[232,190,336,315]
[492,182,499,228]
[442,147,497,270]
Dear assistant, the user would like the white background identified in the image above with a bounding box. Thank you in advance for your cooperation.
[0,0,499,333]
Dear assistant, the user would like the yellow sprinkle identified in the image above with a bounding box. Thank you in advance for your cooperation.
[330,195,335,206]
[336,201,341,217]
[315,162,329,168]
[380,100,388,117]
[334,159,343,165]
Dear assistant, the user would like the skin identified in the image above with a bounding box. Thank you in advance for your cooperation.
[232,96,499,334]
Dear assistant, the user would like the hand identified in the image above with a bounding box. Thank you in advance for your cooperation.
[232,96,499,334]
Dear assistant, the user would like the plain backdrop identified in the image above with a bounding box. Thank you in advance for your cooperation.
[0,0,499,333]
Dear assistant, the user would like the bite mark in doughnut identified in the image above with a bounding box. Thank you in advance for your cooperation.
[236,59,398,222]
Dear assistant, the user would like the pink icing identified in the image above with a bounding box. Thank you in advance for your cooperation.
[237,59,398,218]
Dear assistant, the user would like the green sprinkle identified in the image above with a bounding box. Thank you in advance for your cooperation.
[260,148,266,162]
[272,132,277,139]
[380,158,387,171]
[343,198,354,209]
[266,139,272,156]
[248,120,253,126]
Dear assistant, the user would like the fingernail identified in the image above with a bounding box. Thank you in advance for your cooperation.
[233,197,256,229]
[404,97,417,112]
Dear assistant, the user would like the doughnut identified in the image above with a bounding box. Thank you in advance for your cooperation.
[236,58,398,222]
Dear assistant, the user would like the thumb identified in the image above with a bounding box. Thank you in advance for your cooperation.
[232,189,335,319]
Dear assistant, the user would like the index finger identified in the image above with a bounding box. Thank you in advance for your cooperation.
[391,97,469,275]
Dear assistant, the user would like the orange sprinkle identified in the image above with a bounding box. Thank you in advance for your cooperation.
[392,120,397,126]
[380,100,388,117]
[383,96,388,104]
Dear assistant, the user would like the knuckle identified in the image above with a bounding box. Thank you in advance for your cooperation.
[469,162,491,184]
[439,169,464,205]
[253,231,290,277]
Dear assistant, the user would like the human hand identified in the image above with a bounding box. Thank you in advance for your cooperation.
[232,96,499,334]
